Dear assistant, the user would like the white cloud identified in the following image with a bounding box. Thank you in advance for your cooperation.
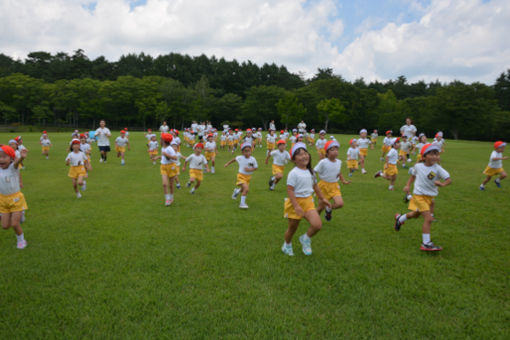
[333,0,510,83]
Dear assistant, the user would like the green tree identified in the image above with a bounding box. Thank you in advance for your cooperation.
[243,85,286,129]
[316,98,346,131]
[277,92,307,129]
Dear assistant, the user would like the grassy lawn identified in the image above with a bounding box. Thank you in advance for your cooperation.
[0,132,509,339]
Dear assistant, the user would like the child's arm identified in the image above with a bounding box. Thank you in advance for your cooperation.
[287,185,304,217]
[245,167,257,172]
[182,160,188,171]
[127,141,131,151]
[492,156,508,161]
[162,151,177,160]
[224,158,236,167]
[265,152,271,164]
[435,177,452,187]
[339,173,350,185]
[403,175,416,193]
[313,182,332,209]
[14,149,28,168]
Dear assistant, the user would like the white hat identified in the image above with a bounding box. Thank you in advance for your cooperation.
[241,142,252,150]
[290,142,307,158]
[360,129,367,134]
[319,130,326,134]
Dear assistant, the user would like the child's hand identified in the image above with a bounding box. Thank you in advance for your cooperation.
[503,156,509,160]
[321,198,332,209]
[181,167,185,171]
[342,180,351,185]
[20,149,28,158]
[294,205,305,217]
[403,185,410,192]
[434,180,443,187]
[224,163,228,168]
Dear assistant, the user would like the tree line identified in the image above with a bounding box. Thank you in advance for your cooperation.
[0,50,509,140]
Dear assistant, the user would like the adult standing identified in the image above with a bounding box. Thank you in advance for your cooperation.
[95,120,111,163]
[269,120,276,131]
[160,121,170,133]
[298,120,307,134]
[400,117,417,139]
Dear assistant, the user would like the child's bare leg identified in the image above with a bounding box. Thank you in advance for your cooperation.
[10,212,23,236]
[360,156,365,168]
[77,175,84,187]
[274,172,283,184]
[194,180,201,189]
[161,175,169,195]
[500,171,507,180]
[285,218,300,243]
[169,176,175,194]
[316,200,326,215]
[72,178,78,192]
[2,213,11,230]
[332,196,344,209]
[421,211,434,234]
[405,210,420,219]
[482,175,491,185]
[241,183,249,196]
[305,210,322,237]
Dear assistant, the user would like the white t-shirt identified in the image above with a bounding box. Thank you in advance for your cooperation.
[186,154,207,170]
[409,163,450,197]
[357,137,371,149]
[383,137,395,146]
[371,132,378,139]
[244,136,254,144]
[488,151,503,169]
[289,136,297,144]
[0,163,21,195]
[205,141,216,152]
[269,122,276,131]
[400,141,412,152]
[298,122,307,132]
[80,143,91,154]
[95,127,111,146]
[314,158,341,183]
[148,140,159,151]
[315,138,327,150]
[40,139,51,146]
[145,133,156,141]
[386,148,398,164]
[433,138,445,148]
[400,124,417,138]
[160,146,176,165]
[66,151,88,166]
[270,150,291,166]
[266,134,277,144]
[347,147,360,160]
[160,125,169,133]
[287,167,315,198]
[115,136,129,147]
[236,155,258,175]
[174,136,181,146]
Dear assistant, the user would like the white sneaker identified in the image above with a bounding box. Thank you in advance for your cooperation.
[299,234,312,255]
[17,240,27,249]
[82,181,87,191]
[232,188,241,200]
[281,242,294,256]
[121,160,125,165]
[99,158,103,163]
[165,199,173,206]
[20,210,25,224]
[361,168,367,174]
[76,192,82,199]
[239,203,249,209]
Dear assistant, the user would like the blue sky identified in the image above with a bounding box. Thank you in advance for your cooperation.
[1,0,509,83]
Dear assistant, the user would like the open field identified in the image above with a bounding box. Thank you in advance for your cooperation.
[1,132,509,339]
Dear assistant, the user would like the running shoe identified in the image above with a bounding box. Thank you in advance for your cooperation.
[394,213,404,231]
[420,242,442,251]
[299,234,312,255]
[17,240,27,249]
[281,243,294,256]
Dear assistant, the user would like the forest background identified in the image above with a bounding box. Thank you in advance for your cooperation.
[1,49,509,140]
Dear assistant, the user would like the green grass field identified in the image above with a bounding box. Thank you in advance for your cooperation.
[1,132,509,339]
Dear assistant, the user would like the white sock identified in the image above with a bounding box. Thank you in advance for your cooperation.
[325,206,332,213]
[422,233,431,244]
[388,185,394,190]
[399,214,407,223]
[271,176,275,181]
[240,195,246,205]
[169,194,174,200]
[165,194,171,200]
[191,188,195,193]
[495,178,501,184]
[16,233,24,242]
[480,183,485,188]
[302,233,310,241]
[285,242,292,247]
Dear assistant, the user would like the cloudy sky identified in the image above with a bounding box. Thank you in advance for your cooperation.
[1,0,509,83]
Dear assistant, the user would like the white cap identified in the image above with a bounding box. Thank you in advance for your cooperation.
[241,142,252,150]
[360,129,367,134]
[290,142,307,158]
[319,130,326,134]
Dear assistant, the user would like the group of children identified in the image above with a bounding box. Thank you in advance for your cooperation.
[1,125,506,255]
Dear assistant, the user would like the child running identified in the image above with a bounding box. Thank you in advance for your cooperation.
[148,135,159,165]
[357,129,371,174]
[224,142,258,209]
[160,133,178,206]
[79,134,92,191]
[315,130,327,160]
[115,130,130,165]
[314,140,350,221]
[394,144,451,251]
[40,132,52,159]
[204,134,217,173]
[171,141,186,189]
[265,139,291,191]
[370,129,378,149]
[266,129,277,155]
[375,137,400,190]
[381,130,393,161]
[282,142,331,256]
[183,143,209,194]
[480,141,507,190]
[0,145,28,249]
[66,139,89,198]
[346,139,360,177]
[399,135,412,168]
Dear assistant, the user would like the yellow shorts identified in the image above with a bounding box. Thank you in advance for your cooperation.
[359,148,368,157]
[228,141,233,146]
[267,142,275,150]
[318,180,341,201]
[41,146,50,152]
[307,137,314,143]
[416,153,422,162]
[318,148,326,157]
[205,151,216,161]
[284,196,315,220]
[408,195,434,212]
[189,169,203,181]
[68,165,86,179]
[272,164,285,176]
[149,150,158,156]
[0,192,28,214]
[236,173,251,186]
[116,146,126,153]
[382,145,391,153]
[399,150,407,157]
[384,164,398,176]
[160,163,178,177]
[221,141,226,147]
[483,166,504,176]
[371,138,377,144]
[347,160,358,169]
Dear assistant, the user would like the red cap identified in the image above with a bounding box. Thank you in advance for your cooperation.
[15,136,22,142]
[246,129,252,132]
[79,133,86,138]
[120,130,126,134]
[280,130,284,134]
[71,139,81,145]
[194,143,204,149]
[393,137,400,144]
[420,143,440,156]
[174,130,179,135]
[385,130,392,135]
[235,129,238,132]
[43,131,47,134]
[324,140,340,151]
[207,133,213,138]
[147,128,152,132]
[277,139,286,145]
[161,133,173,142]
[494,141,506,149]
[0,145,16,159]
[349,138,356,145]
[124,127,128,130]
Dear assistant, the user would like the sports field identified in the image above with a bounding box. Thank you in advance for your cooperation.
[1,132,509,339]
